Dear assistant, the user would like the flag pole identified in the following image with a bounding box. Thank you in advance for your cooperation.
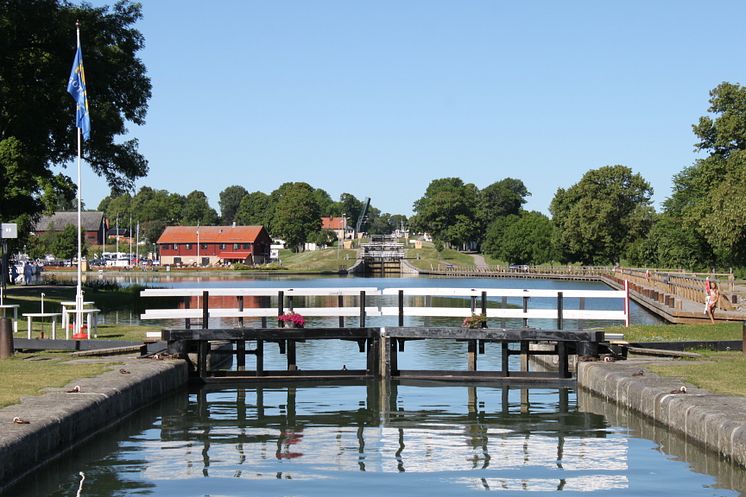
[75,21,84,338]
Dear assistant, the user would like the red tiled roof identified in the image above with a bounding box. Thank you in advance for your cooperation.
[157,226,265,244]
[321,216,345,230]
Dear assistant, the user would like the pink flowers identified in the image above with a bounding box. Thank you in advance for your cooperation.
[462,314,486,329]
[279,312,305,328]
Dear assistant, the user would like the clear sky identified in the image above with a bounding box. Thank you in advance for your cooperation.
[78,0,746,217]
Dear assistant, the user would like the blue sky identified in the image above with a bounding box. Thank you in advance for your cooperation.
[78,1,746,217]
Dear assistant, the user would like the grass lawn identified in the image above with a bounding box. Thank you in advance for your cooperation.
[0,352,117,408]
[604,322,743,343]
[406,243,476,271]
[648,351,746,397]
[278,248,358,272]
[2,284,143,315]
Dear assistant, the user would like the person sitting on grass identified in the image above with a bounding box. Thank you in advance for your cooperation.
[706,281,720,324]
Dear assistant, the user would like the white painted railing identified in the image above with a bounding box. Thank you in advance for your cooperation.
[140,285,629,326]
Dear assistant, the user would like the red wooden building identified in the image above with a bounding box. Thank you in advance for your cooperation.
[157,225,272,266]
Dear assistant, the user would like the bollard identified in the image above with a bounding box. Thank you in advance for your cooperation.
[743,321,746,357]
[0,317,13,359]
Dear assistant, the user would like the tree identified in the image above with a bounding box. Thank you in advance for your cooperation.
[411,178,479,248]
[272,183,321,251]
[478,178,530,225]
[218,185,248,225]
[499,211,555,264]
[661,82,746,267]
[692,82,746,159]
[181,190,218,226]
[0,0,151,224]
[313,188,337,217]
[550,165,654,264]
[338,193,363,226]
[235,191,274,229]
[50,224,88,260]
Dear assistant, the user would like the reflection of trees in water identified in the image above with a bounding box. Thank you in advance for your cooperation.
[149,383,629,490]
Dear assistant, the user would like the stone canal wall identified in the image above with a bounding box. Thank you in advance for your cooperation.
[578,359,746,468]
[0,357,188,493]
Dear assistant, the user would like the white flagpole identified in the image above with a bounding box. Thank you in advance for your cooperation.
[75,21,84,338]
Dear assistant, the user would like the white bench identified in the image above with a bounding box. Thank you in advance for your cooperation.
[22,312,62,339]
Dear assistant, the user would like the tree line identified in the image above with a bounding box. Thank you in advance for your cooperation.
[411,83,746,271]
[97,184,406,251]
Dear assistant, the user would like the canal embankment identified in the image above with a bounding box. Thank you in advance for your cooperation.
[0,355,188,493]
[578,358,746,468]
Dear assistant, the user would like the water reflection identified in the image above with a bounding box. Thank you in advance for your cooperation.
[8,383,743,497]
[130,384,628,490]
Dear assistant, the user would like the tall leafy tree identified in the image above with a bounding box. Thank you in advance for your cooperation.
[478,178,530,225]
[180,190,218,226]
[273,182,321,251]
[338,193,363,225]
[218,185,248,225]
[550,165,654,264]
[0,0,151,224]
[313,188,337,217]
[411,178,479,248]
[235,191,273,229]
[661,82,746,267]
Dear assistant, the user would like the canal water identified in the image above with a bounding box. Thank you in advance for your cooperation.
[7,382,746,496]
[12,275,737,496]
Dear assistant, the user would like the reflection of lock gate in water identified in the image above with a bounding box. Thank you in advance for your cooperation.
[141,286,627,383]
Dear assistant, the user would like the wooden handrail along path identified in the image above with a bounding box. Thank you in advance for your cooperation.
[413,263,744,323]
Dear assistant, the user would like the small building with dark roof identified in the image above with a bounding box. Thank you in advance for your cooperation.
[156,225,272,266]
[35,211,108,245]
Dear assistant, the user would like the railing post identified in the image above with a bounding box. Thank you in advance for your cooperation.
[237,295,244,328]
[338,295,344,328]
[398,290,404,327]
[359,291,366,327]
[624,280,630,327]
[184,296,191,329]
[522,294,529,328]
[481,291,487,328]
[202,290,209,330]
[277,290,284,327]
[557,292,563,330]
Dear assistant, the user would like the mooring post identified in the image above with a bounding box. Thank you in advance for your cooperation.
[501,343,510,376]
[256,339,264,375]
[287,339,297,371]
[557,292,564,330]
[0,317,13,359]
[742,321,746,357]
[467,338,477,371]
[359,291,366,327]
[520,341,529,373]
[398,290,404,327]
[557,341,569,378]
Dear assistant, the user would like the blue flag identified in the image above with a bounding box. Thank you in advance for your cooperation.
[67,45,91,141]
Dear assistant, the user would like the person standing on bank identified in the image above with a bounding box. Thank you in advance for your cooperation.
[706,281,720,324]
